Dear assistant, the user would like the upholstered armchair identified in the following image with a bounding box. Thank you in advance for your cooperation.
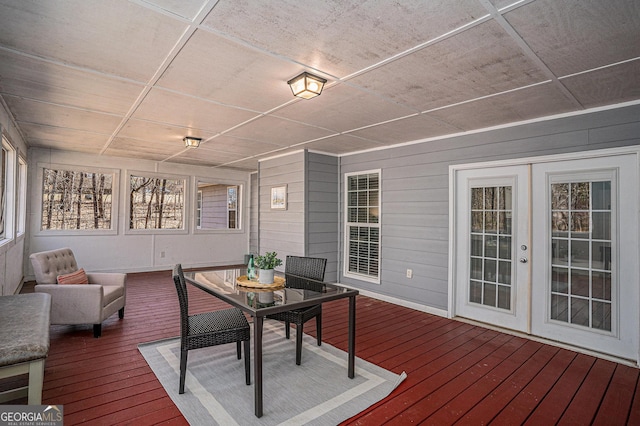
[29,248,126,338]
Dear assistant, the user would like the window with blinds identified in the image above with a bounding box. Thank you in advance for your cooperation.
[344,170,380,282]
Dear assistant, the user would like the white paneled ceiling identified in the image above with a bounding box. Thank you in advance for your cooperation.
[0,0,638,171]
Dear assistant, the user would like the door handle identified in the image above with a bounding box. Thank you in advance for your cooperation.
[519,257,528,263]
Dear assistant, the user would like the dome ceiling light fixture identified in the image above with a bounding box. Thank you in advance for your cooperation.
[183,136,201,148]
[287,72,327,100]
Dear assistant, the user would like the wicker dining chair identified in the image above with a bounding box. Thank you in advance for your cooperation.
[266,256,327,365]
[172,264,251,394]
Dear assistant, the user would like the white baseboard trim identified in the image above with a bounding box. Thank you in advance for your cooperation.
[336,282,449,318]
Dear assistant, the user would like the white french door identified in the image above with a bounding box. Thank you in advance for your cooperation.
[454,165,530,333]
[530,154,638,360]
[452,151,639,362]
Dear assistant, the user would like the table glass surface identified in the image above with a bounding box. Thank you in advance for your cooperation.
[184,268,357,316]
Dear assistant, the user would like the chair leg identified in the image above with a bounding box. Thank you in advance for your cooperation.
[236,341,242,359]
[93,324,101,338]
[118,307,125,319]
[295,323,303,365]
[179,349,188,394]
[244,339,251,385]
[285,320,291,339]
[316,312,322,346]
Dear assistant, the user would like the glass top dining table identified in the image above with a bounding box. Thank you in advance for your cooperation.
[184,267,359,418]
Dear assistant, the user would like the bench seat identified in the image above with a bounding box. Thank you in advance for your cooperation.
[0,293,51,404]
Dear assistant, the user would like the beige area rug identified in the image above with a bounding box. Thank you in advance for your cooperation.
[139,322,406,425]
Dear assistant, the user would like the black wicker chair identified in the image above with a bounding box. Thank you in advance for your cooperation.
[172,264,251,394]
[266,256,327,365]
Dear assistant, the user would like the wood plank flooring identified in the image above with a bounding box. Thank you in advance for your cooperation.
[6,269,640,425]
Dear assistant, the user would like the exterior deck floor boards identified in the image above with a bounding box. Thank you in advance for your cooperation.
[4,269,637,425]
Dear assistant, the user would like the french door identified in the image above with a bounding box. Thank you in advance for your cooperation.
[454,165,530,333]
[453,152,639,361]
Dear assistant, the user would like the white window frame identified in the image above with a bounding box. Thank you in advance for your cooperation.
[196,190,203,229]
[16,155,27,236]
[0,136,16,246]
[193,178,244,234]
[227,185,239,229]
[126,171,188,235]
[36,163,119,236]
[343,169,381,284]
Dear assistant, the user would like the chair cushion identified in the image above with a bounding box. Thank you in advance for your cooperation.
[103,285,125,306]
[57,268,89,284]
[0,293,51,366]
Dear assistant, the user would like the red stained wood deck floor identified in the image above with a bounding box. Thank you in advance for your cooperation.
[7,269,640,425]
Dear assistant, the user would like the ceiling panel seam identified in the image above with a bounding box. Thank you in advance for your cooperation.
[478,0,583,109]
[558,56,640,80]
[100,2,220,157]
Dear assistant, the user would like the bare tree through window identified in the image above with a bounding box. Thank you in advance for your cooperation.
[129,175,184,229]
[41,168,113,230]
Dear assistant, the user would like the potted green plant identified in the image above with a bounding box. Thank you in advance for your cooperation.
[254,251,283,284]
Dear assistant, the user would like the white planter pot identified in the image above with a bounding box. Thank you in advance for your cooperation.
[258,269,274,284]
[257,292,274,304]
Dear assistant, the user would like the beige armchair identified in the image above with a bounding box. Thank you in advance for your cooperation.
[29,248,126,338]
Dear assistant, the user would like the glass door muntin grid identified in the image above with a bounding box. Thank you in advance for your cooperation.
[469,185,514,311]
[549,177,614,333]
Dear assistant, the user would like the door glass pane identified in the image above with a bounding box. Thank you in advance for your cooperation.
[552,183,569,209]
[498,261,511,284]
[470,257,483,280]
[498,285,511,310]
[551,294,568,322]
[483,283,497,306]
[592,272,611,300]
[471,188,483,209]
[592,212,611,240]
[552,239,569,265]
[484,211,497,233]
[570,240,589,267]
[471,234,483,256]
[499,236,511,259]
[570,268,590,297]
[552,211,569,238]
[552,267,568,293]
[592,301,612,331]
[571,183,589,209]
[549,180,613,331]
[469,185,513,310]
[484,259,497,282]
[592,181,611,210]
[470,281,482,303]
[484,187,497,209]
[571,298,590,327]
[471,211,483,232]
[571,212,590,238]
[484,235,497,258]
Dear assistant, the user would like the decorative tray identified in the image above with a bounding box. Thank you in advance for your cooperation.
[236,275,285,289]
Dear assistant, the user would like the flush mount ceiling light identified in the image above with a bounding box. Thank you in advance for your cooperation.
[183,136,201,148]
[287,72,327,100]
